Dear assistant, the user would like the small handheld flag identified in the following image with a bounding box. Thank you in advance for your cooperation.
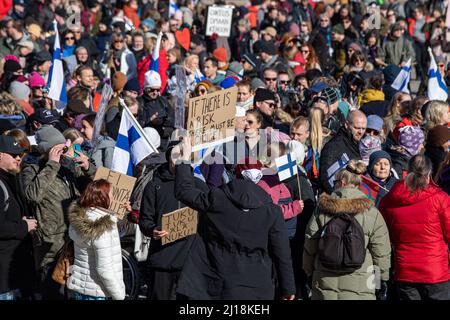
[47,20,67,106]
[427,47,448,101]
[275,153,298,182]
[391,58,411,94]
[359,175,380,203]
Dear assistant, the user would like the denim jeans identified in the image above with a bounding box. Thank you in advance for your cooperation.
[0,289,21,300]
[72,292,111,300]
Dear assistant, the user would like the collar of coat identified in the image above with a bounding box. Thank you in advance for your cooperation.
[318,192,373,215]
[69,203,115,241]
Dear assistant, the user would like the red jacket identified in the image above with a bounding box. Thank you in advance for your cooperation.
[137,49,168,94]
[379,181,450,284]
[0,0,12,19]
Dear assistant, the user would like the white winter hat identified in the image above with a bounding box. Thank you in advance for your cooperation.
[144,70,162,89]
[143,127,161,149]
[287,140,306,165]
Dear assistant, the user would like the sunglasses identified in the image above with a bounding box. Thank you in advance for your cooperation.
[65,36,75,40]
[33,86,44,90]
[146,88,160,93]
[265,77,277,82]
[199,89,207,94]
[366,128,380,136]
[265,101,276,108]
[279,80,290,84]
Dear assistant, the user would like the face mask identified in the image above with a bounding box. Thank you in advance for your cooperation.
[240,169,263,184]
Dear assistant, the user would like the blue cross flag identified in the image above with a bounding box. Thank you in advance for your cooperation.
[275,153,298,181]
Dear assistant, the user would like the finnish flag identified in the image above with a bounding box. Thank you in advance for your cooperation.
[169,0,180,17]
[149,32,162,72]
[194,69,207,83]
[111,104,158,176]
[391,58,411,94]
[427,47,448,101]
[47,20,67,105]
[275,153,298,182]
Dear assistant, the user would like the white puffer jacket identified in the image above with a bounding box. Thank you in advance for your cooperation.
[67,205,125,300]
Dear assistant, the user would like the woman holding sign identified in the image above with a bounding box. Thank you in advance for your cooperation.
[67,179,129,300]
[174,136,296,300]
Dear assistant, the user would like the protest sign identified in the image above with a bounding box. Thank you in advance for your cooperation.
[205,6,234,37]
[187,86,237,151]
[161,207,198,245]
[94,167,136,219]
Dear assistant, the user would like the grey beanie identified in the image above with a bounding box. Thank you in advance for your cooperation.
[251,77,266,91]
[8,81,31,100]
[36,125,66,154]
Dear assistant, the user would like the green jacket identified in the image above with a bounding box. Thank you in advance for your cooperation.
[303,188,391,300]
[21,159,96,268]
[379,35,416,66]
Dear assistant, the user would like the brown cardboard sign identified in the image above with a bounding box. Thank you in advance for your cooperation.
[94,167,136,219]
[187,86,237,151]
[161,207,198,245]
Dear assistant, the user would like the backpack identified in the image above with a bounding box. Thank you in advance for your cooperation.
[128,164,161,224]
[317,213,366,272]
[0,179,10,212]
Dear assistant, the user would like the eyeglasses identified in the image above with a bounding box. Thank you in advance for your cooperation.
[65,36,75,40]
[265,77,277,82]
[199,89,207,94]
[279,80,290,84]
[146,88,160,93]
[264,101,276,108]
[439,64,445,67]
[320,19,329,22]
[33,86,44,90]
[114,40,124,43]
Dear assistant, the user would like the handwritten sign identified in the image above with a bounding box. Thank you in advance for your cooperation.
[161,207,198,245]
[205,6,233,37]
[187,86,237,151]
[94,167,136,220]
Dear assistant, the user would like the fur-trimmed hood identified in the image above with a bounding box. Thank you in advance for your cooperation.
[69,203,115,241]
[318,189,373,215]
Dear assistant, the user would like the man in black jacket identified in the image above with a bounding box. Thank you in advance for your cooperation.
[139,71,175,152]
[320,110,367,194]
[139,143,208,300]
[0,136,37,300]
[173,136,296,300]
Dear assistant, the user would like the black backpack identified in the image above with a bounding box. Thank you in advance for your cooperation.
[318,213,366,272]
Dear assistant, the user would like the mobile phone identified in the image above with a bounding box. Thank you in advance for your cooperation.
[73,144,81,157]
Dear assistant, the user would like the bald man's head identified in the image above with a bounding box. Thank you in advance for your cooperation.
[345,110,367,141]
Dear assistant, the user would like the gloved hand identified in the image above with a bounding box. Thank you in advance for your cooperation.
[375,281,388,300]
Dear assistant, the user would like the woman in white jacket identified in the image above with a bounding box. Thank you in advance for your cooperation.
[67,179,127,300]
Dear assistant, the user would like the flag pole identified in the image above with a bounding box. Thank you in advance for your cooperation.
[296,169,302,200]
[119,98,158,153]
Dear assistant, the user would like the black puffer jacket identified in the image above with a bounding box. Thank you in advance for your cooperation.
[174,164,295,300]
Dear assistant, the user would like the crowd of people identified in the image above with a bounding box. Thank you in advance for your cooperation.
[0,0,449,301]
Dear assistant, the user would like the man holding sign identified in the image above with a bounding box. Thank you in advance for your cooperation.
[139,141,208,300]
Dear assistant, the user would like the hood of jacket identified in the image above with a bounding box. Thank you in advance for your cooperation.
[68,203,115,241]
[358,88,385,105]
[222,179,273,210]
[94,135,116,150]
[385,180,442,207]
[318,188,373,215]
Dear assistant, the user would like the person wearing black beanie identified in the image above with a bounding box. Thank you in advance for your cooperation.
[367,150,398,207]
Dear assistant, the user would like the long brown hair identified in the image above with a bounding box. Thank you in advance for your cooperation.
[405,154,432,193]
[301,43,320,70]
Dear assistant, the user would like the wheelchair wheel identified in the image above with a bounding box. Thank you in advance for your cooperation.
[122,249,140,300]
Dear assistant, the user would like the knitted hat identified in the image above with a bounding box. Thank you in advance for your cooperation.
[321,87,340,105]
[398,126,425,156]
[348,42,362,52]
[366,115,384,133]
[143,127,161,149]
[359,135,382,165]
[3,59,22,73]
[144,70,161,89]
[34,50,52,62]
[332,24,345,35]
[195,80,213,91]
[17,39,34,51]
[254,88,276,103]
[28,71,46,88]
[8,81,30,100]
[220,76,238,89]
[36,125,67,154]
[368,150,392,176]
[251,78,266,91]
[259,41,277,56]
[112,72,127,92]
[427,125,450,147]
[235,157,263,178]
[213,48,228,63]
[124,78,141,93]
[226,62,244,78]
[242,53,259,69]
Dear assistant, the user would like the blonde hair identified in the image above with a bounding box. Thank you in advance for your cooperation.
[0,99,23,115]
[309,107,325,154]
[184,54,199,70]
[425,100,448,130]
[63,128,84,143]
[335,160,367,187]
[275,108,294,124]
